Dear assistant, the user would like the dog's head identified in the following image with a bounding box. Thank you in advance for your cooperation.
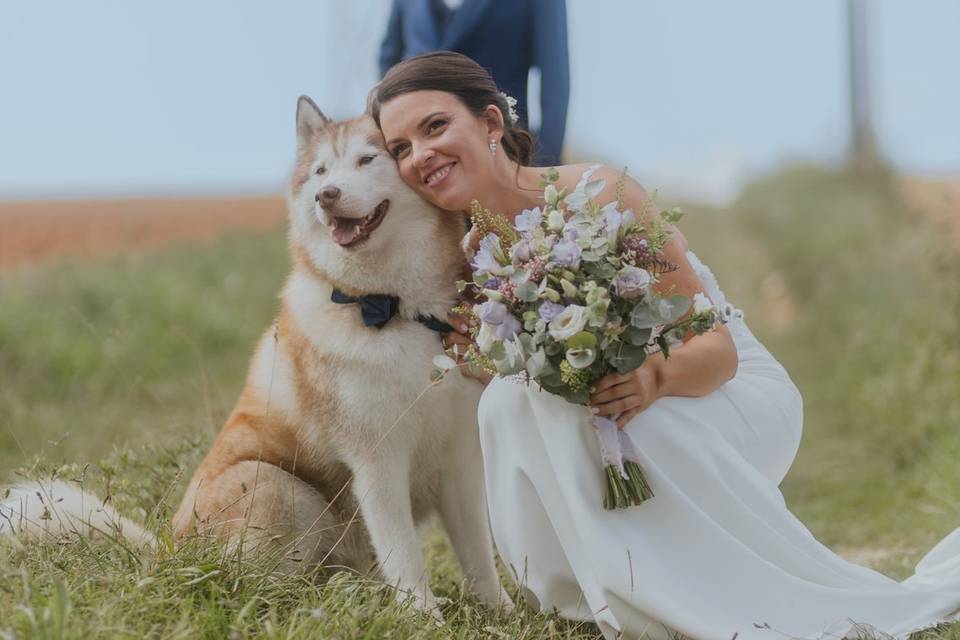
[286,96,435,281]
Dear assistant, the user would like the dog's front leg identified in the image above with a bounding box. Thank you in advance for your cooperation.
[438,425,514,612]
[349,455,441,620]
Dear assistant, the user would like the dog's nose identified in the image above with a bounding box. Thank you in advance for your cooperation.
[318,186,341,207]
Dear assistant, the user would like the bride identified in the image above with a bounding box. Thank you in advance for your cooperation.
[370,51,960,640]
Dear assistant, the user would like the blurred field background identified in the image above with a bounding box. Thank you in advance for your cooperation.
[2,167,959,638]
[3,0,960,638]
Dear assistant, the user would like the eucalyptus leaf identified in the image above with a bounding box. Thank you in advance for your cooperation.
[657,295,693,323]
[604,341,647,374]
[526,349,553,378]
[629,304,659,329]
[493,356,525,376]
[515,280,540,302]
[517,332,537,354]
[622,326,653,346]
[509,268,531,285]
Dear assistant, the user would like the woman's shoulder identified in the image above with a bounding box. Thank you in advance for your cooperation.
[545,162,689,253]
[540,163,646,202]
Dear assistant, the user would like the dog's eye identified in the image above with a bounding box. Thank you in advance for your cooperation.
[315,166,326,176]
[358,155,376,167]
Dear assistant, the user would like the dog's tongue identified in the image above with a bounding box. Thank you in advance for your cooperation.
[332,217,362,246]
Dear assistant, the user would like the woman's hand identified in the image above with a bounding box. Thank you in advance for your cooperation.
[443,310,492,385]
[588,356,665,429]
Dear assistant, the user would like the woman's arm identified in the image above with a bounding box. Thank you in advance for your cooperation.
[589,324,737,427]
[585,166,739,426]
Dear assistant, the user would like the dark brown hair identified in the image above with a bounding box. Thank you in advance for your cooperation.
[369,51,535,166]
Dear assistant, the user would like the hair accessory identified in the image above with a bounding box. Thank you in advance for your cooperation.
[498,91,519,125]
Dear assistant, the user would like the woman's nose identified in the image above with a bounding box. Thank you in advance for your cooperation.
[411,144,436,169]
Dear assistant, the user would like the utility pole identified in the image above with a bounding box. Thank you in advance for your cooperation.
[848,0,880,170]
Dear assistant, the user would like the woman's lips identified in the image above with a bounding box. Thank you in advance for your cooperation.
[425,162,456,188]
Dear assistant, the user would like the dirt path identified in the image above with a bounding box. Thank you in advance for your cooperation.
[0,196,287,271]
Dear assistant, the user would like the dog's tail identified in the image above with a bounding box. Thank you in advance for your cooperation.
[0,481,154,547]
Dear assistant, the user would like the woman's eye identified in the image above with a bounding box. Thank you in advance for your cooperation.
[390,145,407,159]
[358,155,376,166]
[315,166,326,175]
[428,119,446,133]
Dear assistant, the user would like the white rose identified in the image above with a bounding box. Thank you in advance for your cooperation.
[548,305,588,341]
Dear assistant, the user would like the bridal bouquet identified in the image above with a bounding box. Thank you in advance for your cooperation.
[433,166,726,509]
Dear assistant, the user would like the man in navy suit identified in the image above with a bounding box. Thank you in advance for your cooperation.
[378,0,569,165]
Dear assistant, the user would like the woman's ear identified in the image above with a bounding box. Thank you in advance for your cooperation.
[482,104,506,138]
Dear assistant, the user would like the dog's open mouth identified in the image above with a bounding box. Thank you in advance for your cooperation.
[331,199,390,248]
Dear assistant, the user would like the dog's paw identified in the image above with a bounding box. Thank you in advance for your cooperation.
[479,589,514,615]
[467,580,515,614]
[397,587,446,626]
[432,595,454,608]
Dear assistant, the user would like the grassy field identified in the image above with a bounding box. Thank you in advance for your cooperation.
[2,167,959,638]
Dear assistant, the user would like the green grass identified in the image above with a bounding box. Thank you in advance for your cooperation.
[2,167,960,638]
[0,229,290,471]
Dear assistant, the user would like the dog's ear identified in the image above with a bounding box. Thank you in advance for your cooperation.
[296,95,329,143]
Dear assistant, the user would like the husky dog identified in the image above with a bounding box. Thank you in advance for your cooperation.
[1,96,511,618]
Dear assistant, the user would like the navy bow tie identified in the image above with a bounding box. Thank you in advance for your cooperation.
[330,289,455,334]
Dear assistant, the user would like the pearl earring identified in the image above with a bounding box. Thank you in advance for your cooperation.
[489,138,498,155]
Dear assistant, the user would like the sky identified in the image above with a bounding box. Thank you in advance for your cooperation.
[1,0,957,204]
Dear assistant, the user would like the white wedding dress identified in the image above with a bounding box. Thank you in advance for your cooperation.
[477,248,960,640]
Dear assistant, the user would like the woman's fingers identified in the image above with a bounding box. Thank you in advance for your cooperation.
[591,370,632,394]
[446,312,472,334]
[588,380,633,405]
[441,332,476,365]
[591,398,634,417]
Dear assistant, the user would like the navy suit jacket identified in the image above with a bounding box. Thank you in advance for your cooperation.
[378,0,569,165]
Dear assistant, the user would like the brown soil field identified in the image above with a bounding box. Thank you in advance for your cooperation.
[0,177,955,272]
[0,195,287,270]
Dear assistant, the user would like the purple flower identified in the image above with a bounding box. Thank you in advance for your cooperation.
[612,265,651,299]
[471,233,504,275]
[509,238,532,264]
[538,300,566,322]
[622,235,649,263]
[550,237,581,269]
[477,300,508,325]
[482,277,501,289]
[513,207,543,232]
[494,314,523,339]
[600,204,623,238]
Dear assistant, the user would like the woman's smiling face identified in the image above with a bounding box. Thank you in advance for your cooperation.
[379,89,500,212]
